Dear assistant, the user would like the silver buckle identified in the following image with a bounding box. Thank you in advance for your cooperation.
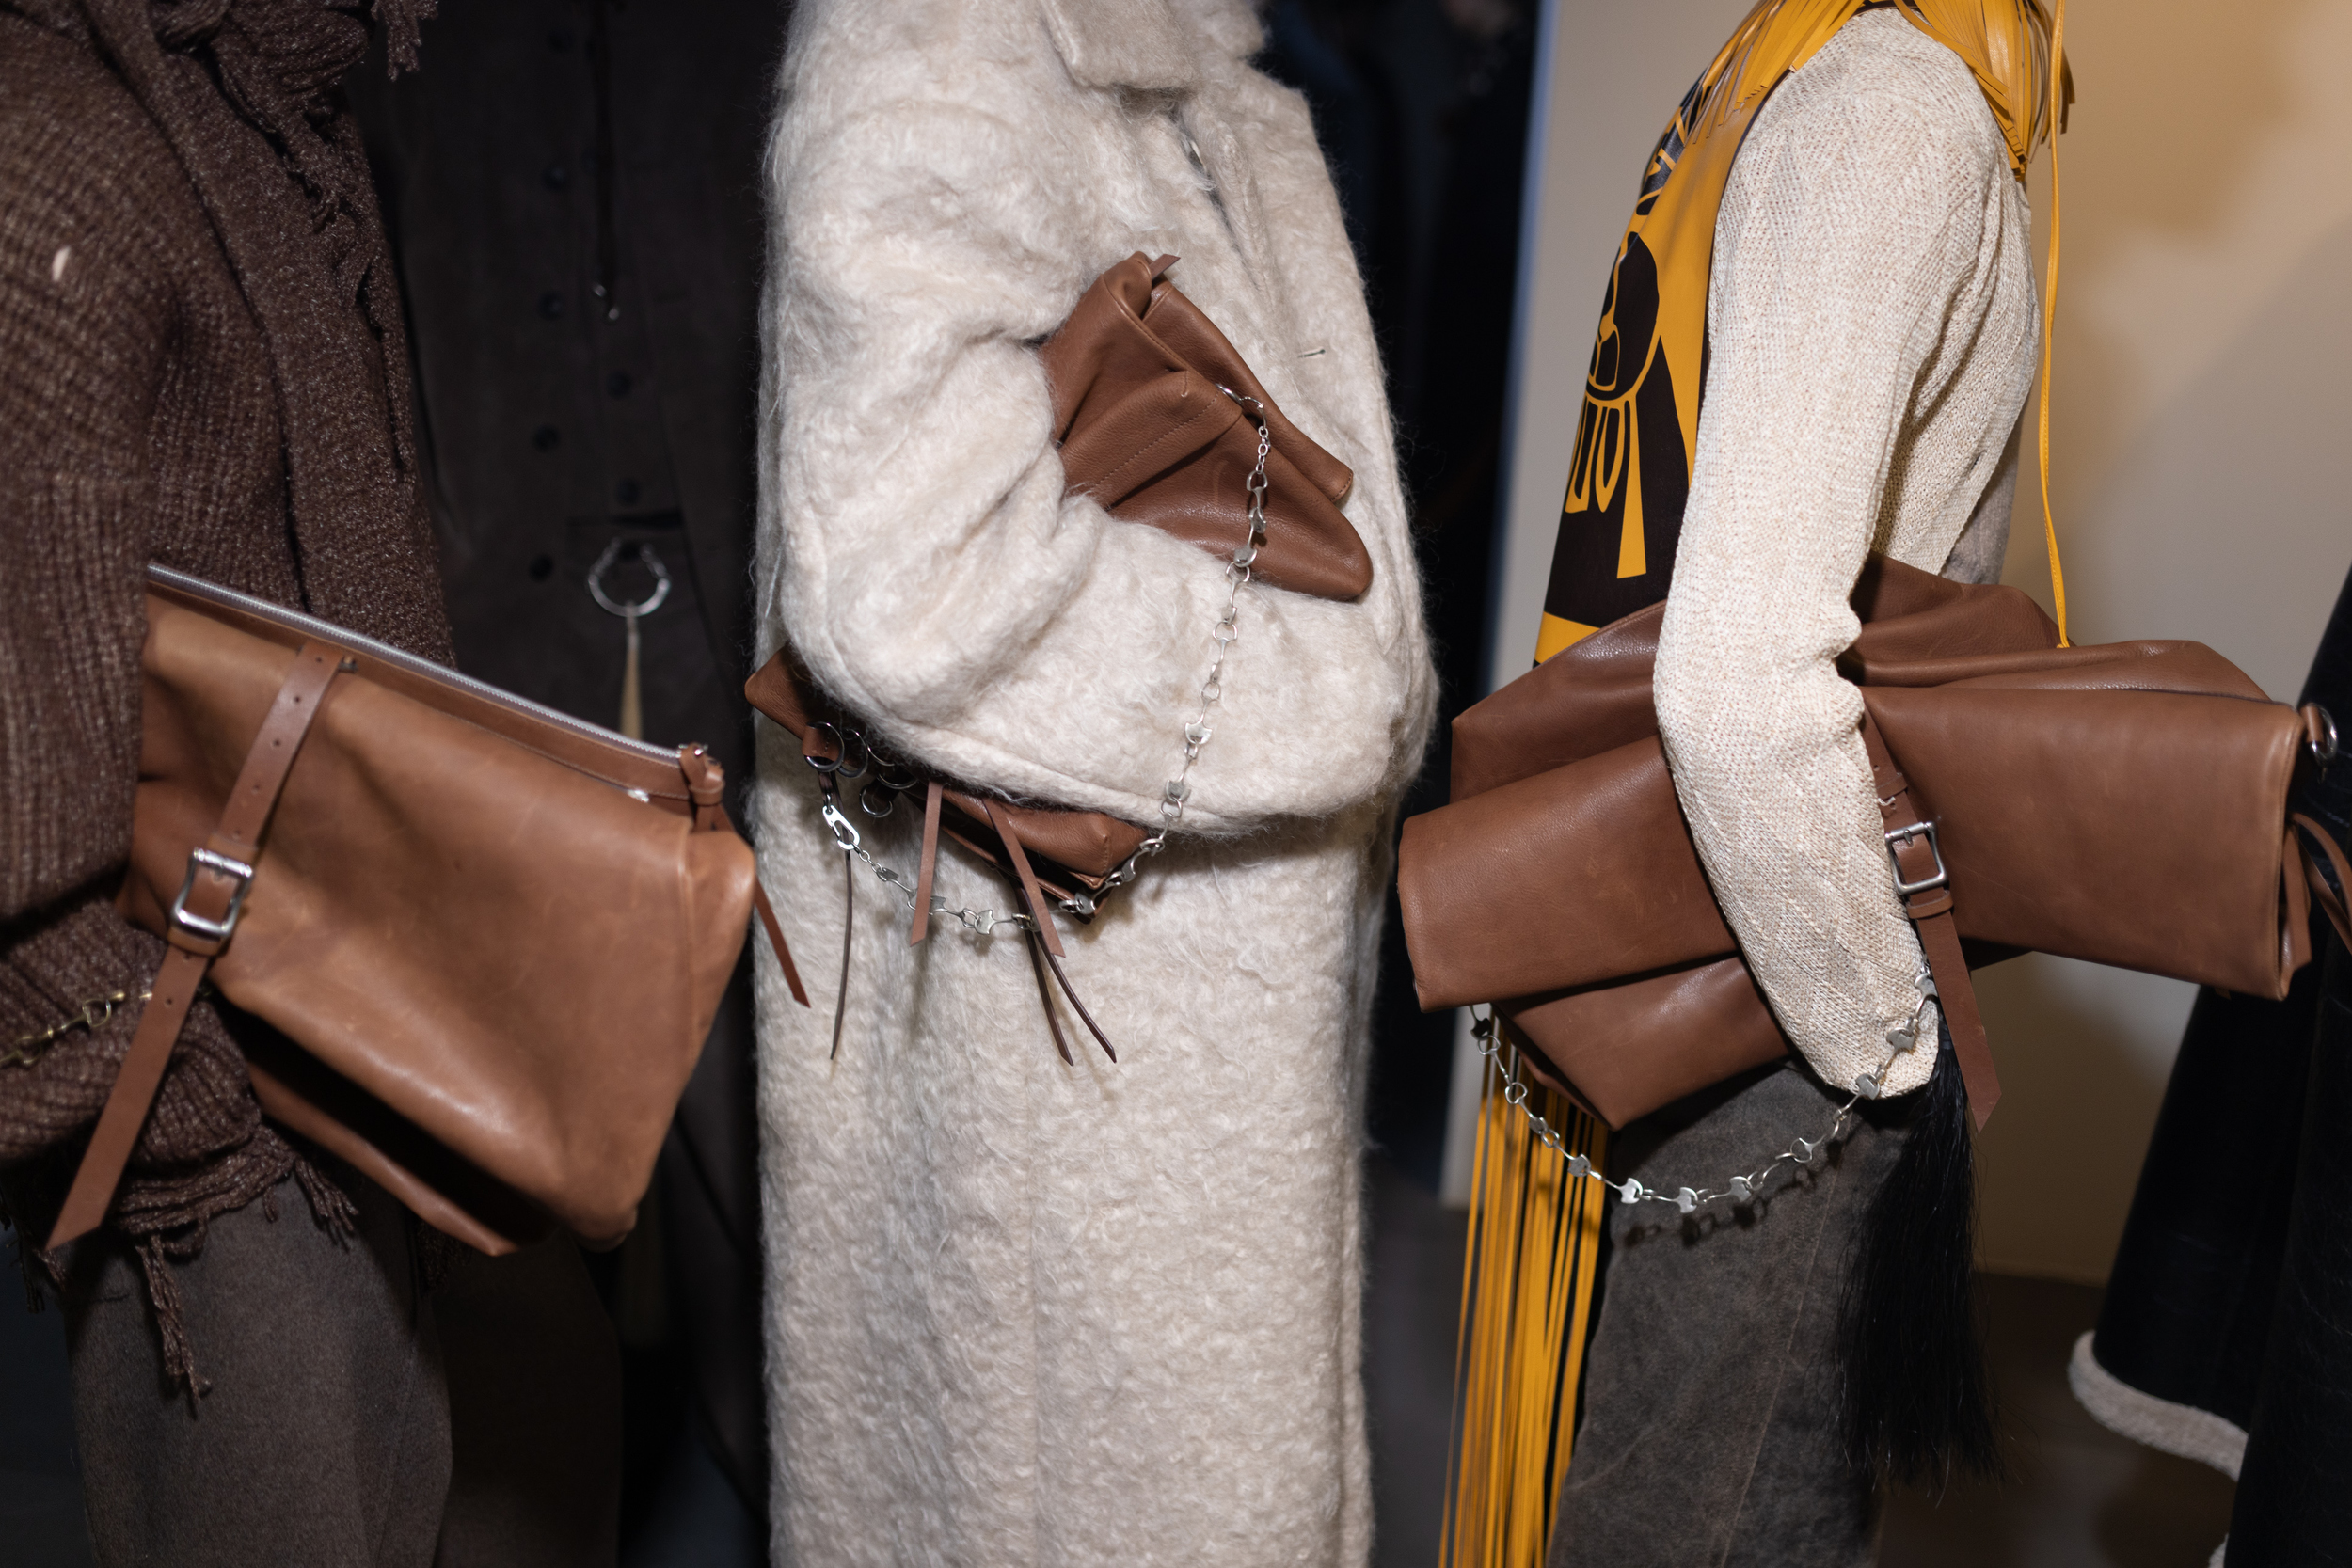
[1883,820,1947,896]
[168,847,255,945]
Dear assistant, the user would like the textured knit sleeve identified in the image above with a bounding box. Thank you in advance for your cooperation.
[1651,56,2016,1099]
[758,17,1426,834]
[0,57,236,1169]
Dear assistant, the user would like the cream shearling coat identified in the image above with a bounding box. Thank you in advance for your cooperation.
[749,1,1435,1562]
[1654,12,2040,1101]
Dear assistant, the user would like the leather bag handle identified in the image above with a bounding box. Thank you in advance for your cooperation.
[1861,716,2002,1129]
[50,641,346,1249]
[2293,813,2352,954]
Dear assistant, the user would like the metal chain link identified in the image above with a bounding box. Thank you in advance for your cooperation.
[1470,970,1934,1214]
[5,989,152,1069]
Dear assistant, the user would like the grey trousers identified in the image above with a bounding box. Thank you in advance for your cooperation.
[63,1165,620,1568]
[1549,1062,1909,1568]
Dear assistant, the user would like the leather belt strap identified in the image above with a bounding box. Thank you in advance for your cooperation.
[49,641,345,1250]
[1861,715,2001,1130]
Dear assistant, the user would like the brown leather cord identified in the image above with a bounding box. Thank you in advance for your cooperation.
[50,641,345,1249]
[1862,717,2002,1130]
[910,781,943,947]
[825,781,853,1061]
[1041,946,1117,1063]
[680,742,810,1006]
[1024,930,1076,1066]
[752,881,809,1008]
[983,799,1063,959]
[2294,813,2352,953]
[980,800,1115,1061]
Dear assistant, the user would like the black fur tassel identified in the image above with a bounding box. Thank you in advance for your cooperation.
[1838,1039,2001,1490]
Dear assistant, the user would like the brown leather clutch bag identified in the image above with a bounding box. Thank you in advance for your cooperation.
[1397,556,2350,1128]
[1043,250,1370,601]
[49,566,802,1257]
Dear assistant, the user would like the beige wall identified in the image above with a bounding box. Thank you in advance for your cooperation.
[1491,0,2352,1280]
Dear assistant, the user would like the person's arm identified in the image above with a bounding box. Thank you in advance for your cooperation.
[760,35,1427,833]
[1652,72,2015,1099]
[0,81,227,1166]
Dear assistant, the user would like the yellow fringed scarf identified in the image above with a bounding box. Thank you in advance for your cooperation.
[1448,5,2066,1563]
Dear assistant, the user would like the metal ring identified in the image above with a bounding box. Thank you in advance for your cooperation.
[834,727,870,781]
[803,721,844,774]
[2308,704,2340,765]
[859,780,898,818]
[586,538,673,618]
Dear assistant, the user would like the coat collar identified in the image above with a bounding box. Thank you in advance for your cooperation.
[1040,0,1201,92]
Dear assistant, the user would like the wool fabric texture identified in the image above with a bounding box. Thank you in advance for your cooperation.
[0,0,449,1365]
[1652,10,2039,1101]
[751,0,1435,1561]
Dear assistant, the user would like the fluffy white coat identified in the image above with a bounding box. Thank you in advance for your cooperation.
[749,1,1435,1562]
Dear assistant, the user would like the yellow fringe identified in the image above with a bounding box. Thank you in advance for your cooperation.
[1440,1038,1607,1567]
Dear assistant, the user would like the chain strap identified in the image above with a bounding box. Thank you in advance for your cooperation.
[1155,391,1269,838]
[4,989,155,1070]
[1471,971,1934,1214]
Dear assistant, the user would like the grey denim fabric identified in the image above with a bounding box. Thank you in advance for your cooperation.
[65,1167,453,1568]
[1549,1061,1912,1568]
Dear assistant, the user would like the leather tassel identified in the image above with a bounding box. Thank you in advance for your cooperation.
[911,781,943,946]
[1024,928,1075,1065]
[1042,947,1116,1063]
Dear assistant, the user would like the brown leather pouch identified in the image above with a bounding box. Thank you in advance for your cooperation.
[1397,555,2350,1128]
[49,566,804,1257]
[1043,251,1369,600]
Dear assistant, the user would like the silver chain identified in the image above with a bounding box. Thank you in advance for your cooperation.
[1156,392,1270,837]
[813,792,1040,936]
[1470,971,1935,1213]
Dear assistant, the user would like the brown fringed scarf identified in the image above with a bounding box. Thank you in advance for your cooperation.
[0,0,445,1394]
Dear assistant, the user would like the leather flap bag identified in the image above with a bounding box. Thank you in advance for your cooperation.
[50,566,803,1257]
[1042,250,1370,601]
[1397,555,2349,1129]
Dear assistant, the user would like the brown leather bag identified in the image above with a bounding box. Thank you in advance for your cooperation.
[744,249,1368,913]
[1044,250,1369,600]
[1397,556,2351,1129]
[48,565,804,1257]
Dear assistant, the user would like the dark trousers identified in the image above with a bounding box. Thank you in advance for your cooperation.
[63,1165,620,1568]
[1550,1062,1906,1568]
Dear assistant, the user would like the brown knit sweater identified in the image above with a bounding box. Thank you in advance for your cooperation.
[0,0,449,1344]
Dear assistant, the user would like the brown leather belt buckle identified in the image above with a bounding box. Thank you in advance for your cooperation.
[166,847,255,956]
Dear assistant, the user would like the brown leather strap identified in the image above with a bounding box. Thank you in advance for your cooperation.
[1024,929,1075,1066]
[1041,945,1117,1062]
[751,881,809,1008]
[911,781,943,947]
[2294,813,2352,953]
[678,744,809,1007]
[1861,715,2001,1130]
[982,799,1063,958]
[50,641,344,1250]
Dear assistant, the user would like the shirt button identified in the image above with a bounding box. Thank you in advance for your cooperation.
[616,479,642,505]
[532,425,561,451]
[548,27,573,52]
[607,371,632,398]
[528,554,556,581]
[544,165,569,192]
[540,291,564,320]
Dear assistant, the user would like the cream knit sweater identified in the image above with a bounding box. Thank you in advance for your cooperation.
[1653,12,2039,1100]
